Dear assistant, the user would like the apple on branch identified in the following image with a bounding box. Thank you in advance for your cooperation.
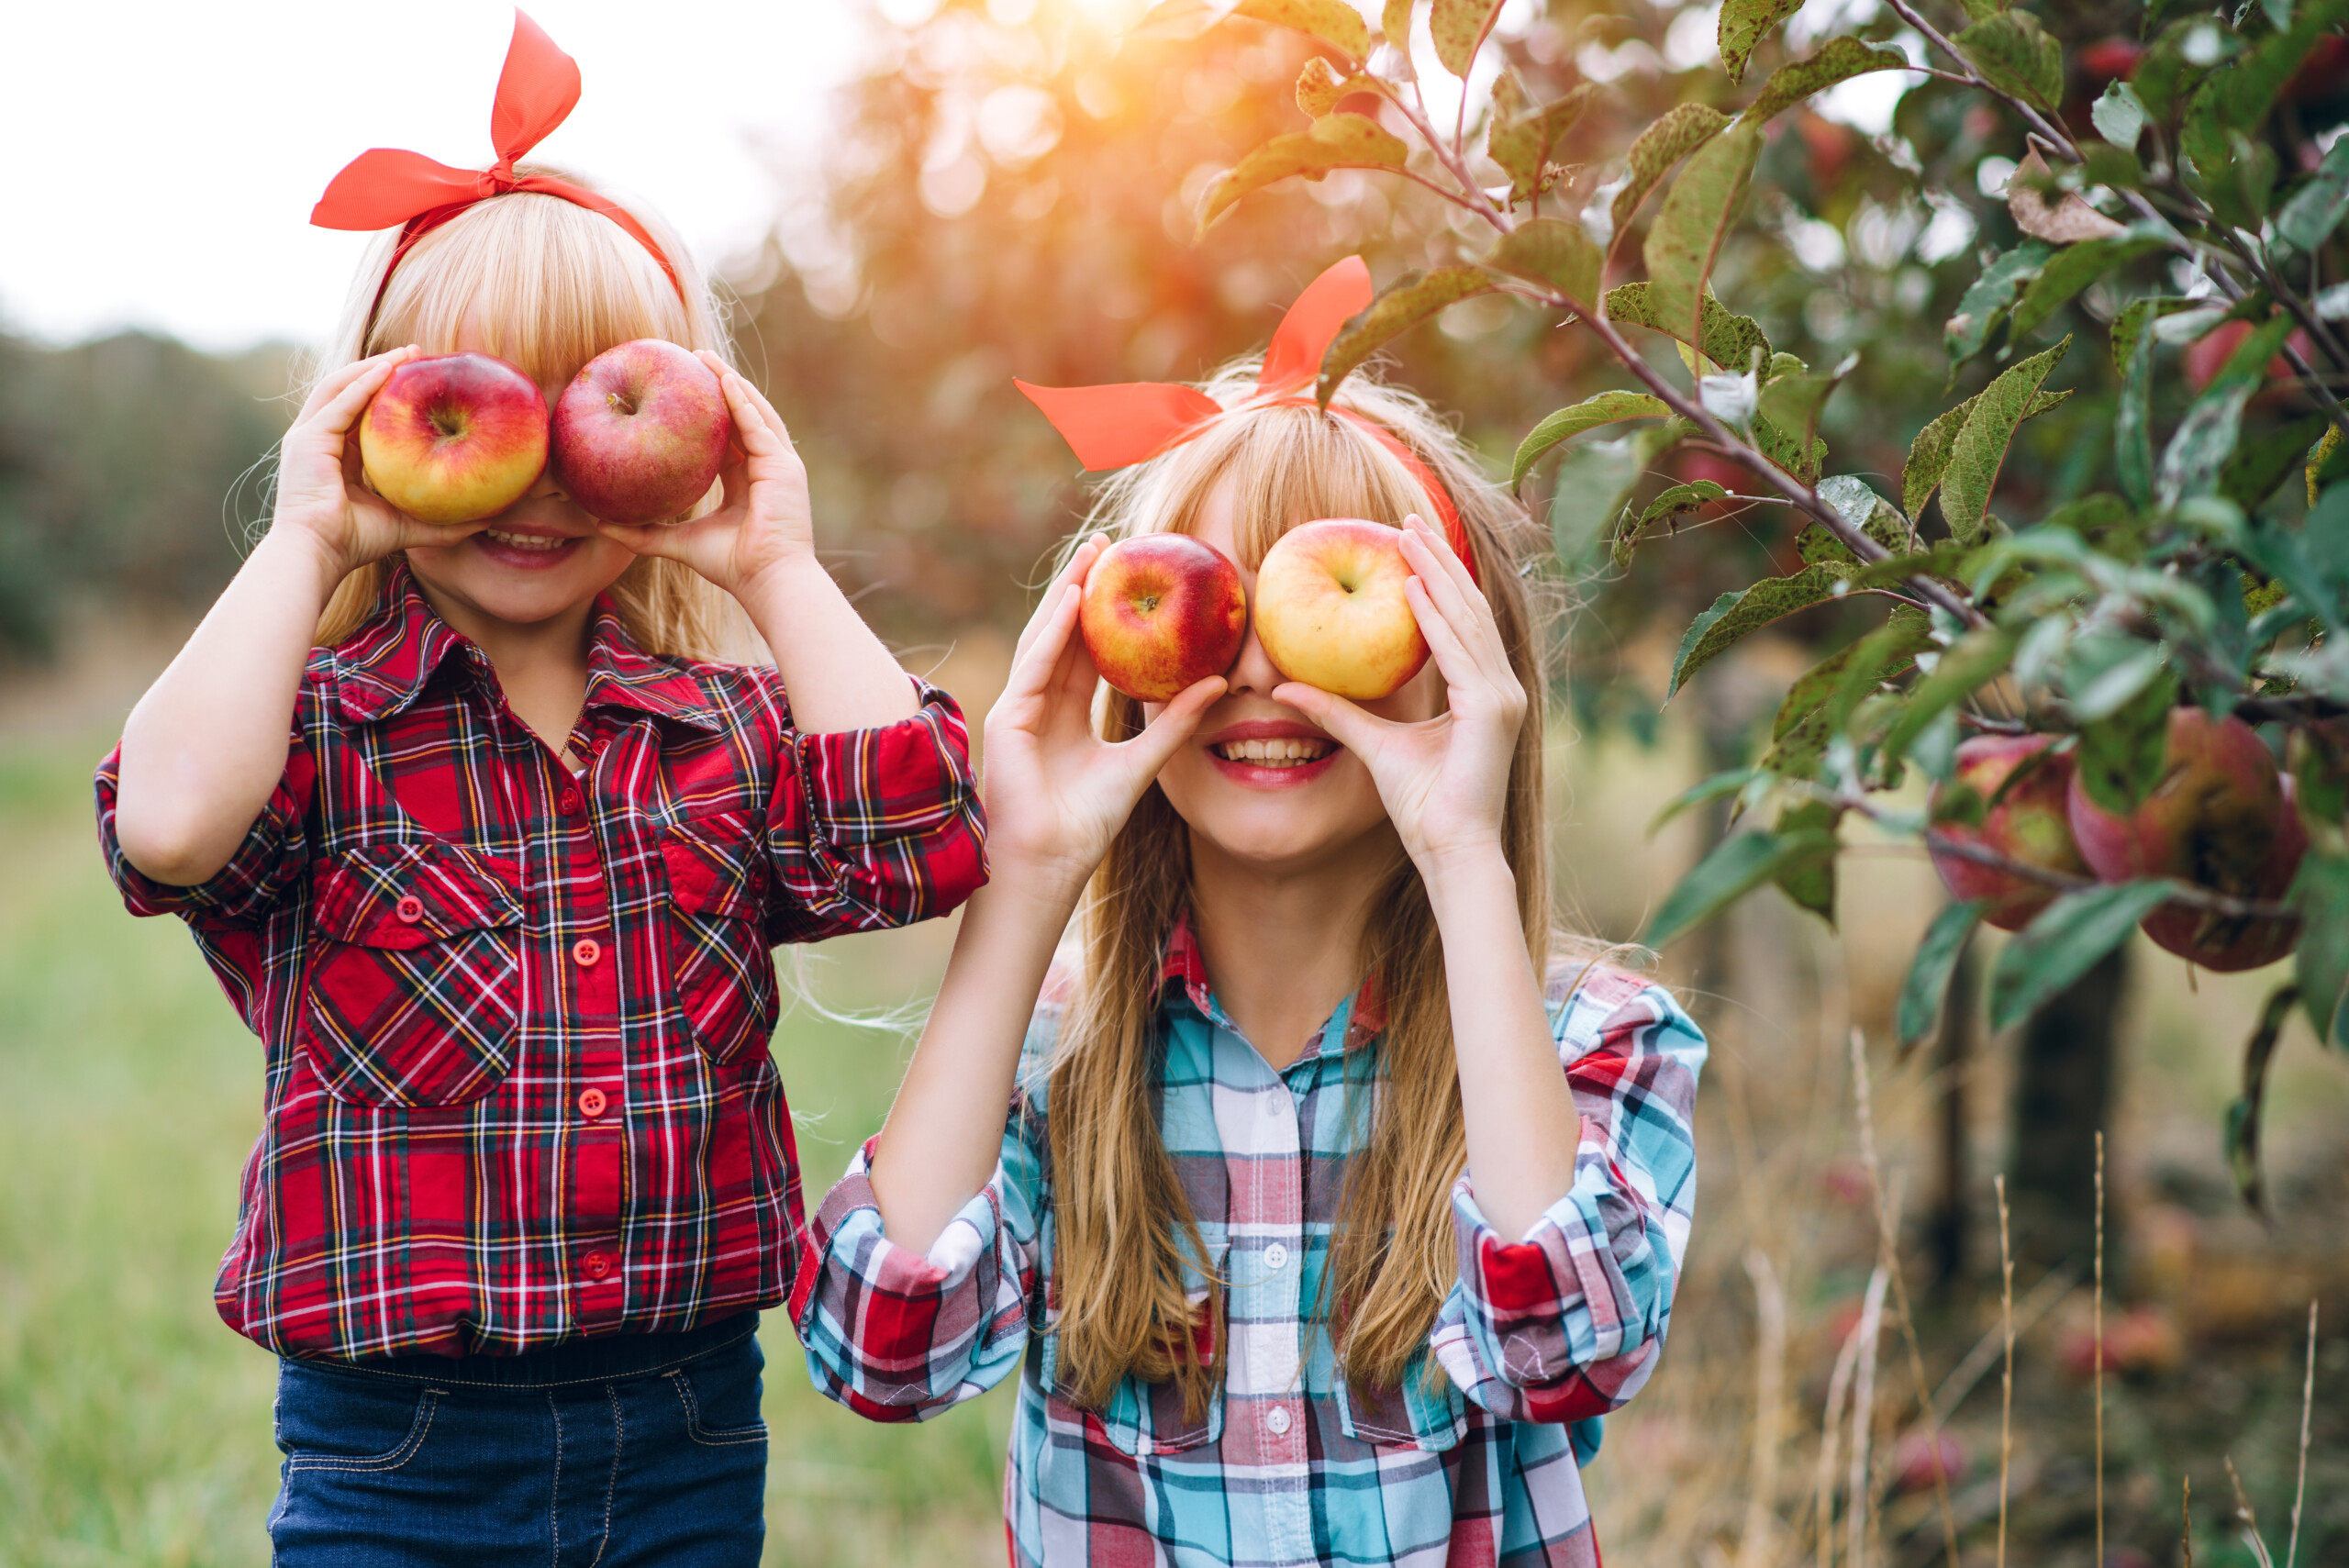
[1928,734,2090,931]
[551,339,732,525]
[1252,518,1430,701]
[359,352,550,524]
[1078,533,1247,703]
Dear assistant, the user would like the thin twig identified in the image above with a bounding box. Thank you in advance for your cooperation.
[1818,1319,1863,1568]
[1849,1264,1892,1568]
[1738,1249,1788,1568]
[1995,1174,2014,1568]
[1926,1262,2082,1429]
[2226,1458,2277,1568]
[2185,1476,2197,1568]
[2288,1300,2317,1568]
[2096,1129,2107,1568]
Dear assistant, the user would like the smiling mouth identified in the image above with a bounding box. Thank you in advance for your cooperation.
[1211,737,1335,767]
[479,529,573,552]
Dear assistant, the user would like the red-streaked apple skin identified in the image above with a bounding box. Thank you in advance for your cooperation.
[2137,776,2307,971]
[1928,734,2089,931]
[1078,534,1247,703]
[2067,707,2293,969]
[551,339,731,524]
[359,352,549,525]
[1252,518,1430,701]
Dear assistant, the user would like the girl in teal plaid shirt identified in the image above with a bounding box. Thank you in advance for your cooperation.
[796,266,1706,1567]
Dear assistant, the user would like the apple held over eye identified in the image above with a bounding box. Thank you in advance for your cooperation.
[551,339,731,524]
[1252,518,1430,701]
[359,351,549,524]
[1928,734,2090,932]
[1077,533,1248,703]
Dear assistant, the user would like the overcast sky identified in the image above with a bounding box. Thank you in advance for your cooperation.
[0,1,866,350]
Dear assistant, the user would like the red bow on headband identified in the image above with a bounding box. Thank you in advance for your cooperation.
[312,10,681,329]
[1015,257,1475,584]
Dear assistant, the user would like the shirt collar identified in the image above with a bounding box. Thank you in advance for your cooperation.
[328,562,720,732]
[1158,910,1388,1060]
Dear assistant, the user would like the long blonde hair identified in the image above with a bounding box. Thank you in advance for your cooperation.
[305,169,752,660]
[1047,367,1576,1414]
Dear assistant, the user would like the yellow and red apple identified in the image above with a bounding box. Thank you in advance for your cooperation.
[1927,734,2089,931]
[359,351,550,524]
[1078,533,1247,702]
[1252,518,1429,701]
[551,339,732,524]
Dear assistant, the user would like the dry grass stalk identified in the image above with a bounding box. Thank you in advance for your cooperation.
[1737,1248,1787,1568]
[1816,1310,1865,1568]
[1924,1262,2079,1430]
[2183,1476,2195,1568]
[2095,1129,2106,1568]
[1995,1173,2014,1568]
[2224,1456,2277,1568]
[1847,1263,1890,1568]
[1845,1029,1959,1567]
[2288,1299,2316,1568]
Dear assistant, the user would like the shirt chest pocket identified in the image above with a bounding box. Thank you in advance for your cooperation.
[1335,1351,1466,1454]
[660,810,780,1066]
[302,843,524,1108]
[1037,1239,1228,1459]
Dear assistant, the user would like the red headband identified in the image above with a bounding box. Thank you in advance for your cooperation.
[311,10,683,337]
[1015,257,1476,584]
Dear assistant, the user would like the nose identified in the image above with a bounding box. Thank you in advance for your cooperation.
[1222,583,1287,697]
[524,457,567,501]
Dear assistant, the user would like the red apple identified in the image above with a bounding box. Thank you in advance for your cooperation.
[1929,735,2090,931]
[551,339,731,524]
[1078,533,1247,703]
[1252,519,1431,701]
[1890,1430,1967,1495]
[2137,775,2307,971]
[2182,319,2315,395]
[2076,37,2144,85]
[358,351,549,524]
[2067,708,2289,965]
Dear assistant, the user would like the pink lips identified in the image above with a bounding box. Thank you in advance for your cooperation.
[468,525,587,572]
[1201,717,1342,789]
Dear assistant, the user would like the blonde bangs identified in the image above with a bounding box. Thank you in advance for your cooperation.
[308,171,755,663]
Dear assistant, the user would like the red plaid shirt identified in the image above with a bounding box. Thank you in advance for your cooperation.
[94,564,985,1362]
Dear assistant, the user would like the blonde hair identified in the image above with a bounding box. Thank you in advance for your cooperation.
[1046,365,1594,1414]
[305,169,752,660]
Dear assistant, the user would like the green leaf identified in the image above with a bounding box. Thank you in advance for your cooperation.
[2116,305,2156,508]
[1945,240,2054,367]
[1296,57,1368,117]
[1648,767,1763,833]
[1197,114,1409,232]
[1987,882,2172,1032]
[1903,370,2072,520]
[1741,37,1911,125]
[1882,627,2019,765]
[1487,82,1595,204]
[1952,9,2064,114]
[1618,482,1730,568]
[1233,0,1372,56]
[1667,564,1849,695]
[1610,104,1731,235]
[2201,0,2349,135]
[2092,81,2148,150]
[2007,239,2162,343]
[1316,267,1494,403]
[2180,90,2279,229]
[1761,608,1935,777]
[1814,474,1911,550]
[1510,390,1673,486]
[2158,315,2295,506]
[1429,0,1503,77]
[2073,662,2176,815]
[1939,335,2073,547]
[2277,132,2349,256]
[1762,354,1859,461]
[1604,283,1773,372]
[2291,847,2349,1048]
[2221,413,2330,510]
[1486,217,1603,308]
[1644,125,1763,354]
[2311,426,2348,508]
[1898,901,1986,1047]
[1718,0,1804,84]
[1773,799,1842,922]
[2108,295,2201,377]
[2223,983,2301,1215]
[1548,425,1685,566]
[1643,828,1841,947]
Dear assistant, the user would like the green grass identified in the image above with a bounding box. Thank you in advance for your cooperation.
[0,732,1008,1567]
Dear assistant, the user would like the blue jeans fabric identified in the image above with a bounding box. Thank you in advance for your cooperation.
[268,1314,766,1567]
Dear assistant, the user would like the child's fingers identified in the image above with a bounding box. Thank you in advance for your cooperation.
[1270,681,1383,757]
[1403,575,1486,698]
[1012,537,1106,666]
[706,357,796,461]
[1004,582,1084,704]
[302,348,417,438]
[1119,676,1227,777]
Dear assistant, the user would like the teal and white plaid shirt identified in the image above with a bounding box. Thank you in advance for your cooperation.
[793,917,1705,1567]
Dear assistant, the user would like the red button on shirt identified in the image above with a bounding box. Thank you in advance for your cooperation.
[578,1087,608,1118]
[573,938,602,967]
[395,895,424,924]
[583,1251,613,1280]
[559,788,583,815]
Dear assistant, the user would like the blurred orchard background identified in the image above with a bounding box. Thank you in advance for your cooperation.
[4,0,2346,1563]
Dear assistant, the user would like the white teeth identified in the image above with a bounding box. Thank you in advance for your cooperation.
[1212,738,1333,766]
[482,529,567,551]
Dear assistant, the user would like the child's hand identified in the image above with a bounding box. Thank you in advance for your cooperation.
[983,536,1224,896]
[272,346,481,573]
[591,352,812,595]
[1274,516,1526,877]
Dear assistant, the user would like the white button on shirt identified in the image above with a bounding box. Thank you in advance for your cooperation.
[1264,1242,1289,1271]
[1265,1405,1292,1435]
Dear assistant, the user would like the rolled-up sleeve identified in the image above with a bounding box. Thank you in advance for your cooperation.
[793,1090,1045,1422]
[764,679,986,942]
[92,740,315,926]
[1431,977,1704,1427]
